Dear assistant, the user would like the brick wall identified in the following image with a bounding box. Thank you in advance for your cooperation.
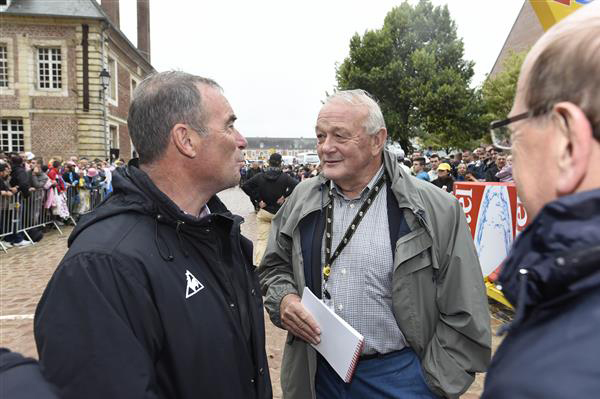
[490,1,543,77]
[30,114,78,162]
[118,123,132,161]
[108,63,131,120]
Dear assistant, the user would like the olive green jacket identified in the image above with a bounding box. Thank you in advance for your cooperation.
[258,150,491,398]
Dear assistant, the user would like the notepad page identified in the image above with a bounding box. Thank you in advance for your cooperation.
[301,287,364,382]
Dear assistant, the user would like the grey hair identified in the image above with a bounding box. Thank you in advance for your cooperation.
[324,89,386,135]
[127,71,221,164]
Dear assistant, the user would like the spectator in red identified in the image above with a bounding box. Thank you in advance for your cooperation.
[47,161,65,193]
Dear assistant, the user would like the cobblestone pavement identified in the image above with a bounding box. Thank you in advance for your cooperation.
[0,186,504,398]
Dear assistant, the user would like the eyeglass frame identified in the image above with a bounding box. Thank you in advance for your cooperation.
[489,111,535,150]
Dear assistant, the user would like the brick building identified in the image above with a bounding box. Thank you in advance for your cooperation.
[490,0,590,77]
[244,137,317,160]
[0,0,155,162]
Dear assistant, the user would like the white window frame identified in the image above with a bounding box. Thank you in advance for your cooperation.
[37,47,63,90]
[130,76,139,99]
[109,123,119,149]
[107,56,118,106]
[0,38,14,95]
[28,40,68,97]
[0,44,8,88]
[0,118,25,153]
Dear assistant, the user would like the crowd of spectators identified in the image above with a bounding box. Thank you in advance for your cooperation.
[0,151,123,249]
[240,160,320,187]
[240,146,512,198]
[399,145,513,194]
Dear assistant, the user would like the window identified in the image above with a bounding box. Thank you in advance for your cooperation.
[109,125,119,149]
[37,47,62,89]
[0,45,8,88]
[107,57,117,101]
[131,78,137,95]
[1,118,24,152]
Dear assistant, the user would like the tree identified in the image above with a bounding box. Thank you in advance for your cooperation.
[336,0,484,151]
[481,51,527,126]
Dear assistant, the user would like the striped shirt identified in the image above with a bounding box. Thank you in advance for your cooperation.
[322,166,407,355]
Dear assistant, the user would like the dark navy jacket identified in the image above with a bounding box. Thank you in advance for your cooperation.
[0,349,59,399]
[482,188,600,399]
[34,166,272,399]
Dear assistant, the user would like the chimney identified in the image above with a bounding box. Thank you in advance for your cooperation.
[137,0,151,63]
[100,0,120,28]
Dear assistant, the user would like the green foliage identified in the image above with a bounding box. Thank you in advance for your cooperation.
[481,51,527,125]
[336,0,484,150]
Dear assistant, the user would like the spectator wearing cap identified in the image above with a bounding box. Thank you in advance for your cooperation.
[84,167,103,190]
[242,152,298,264]
[431,162,455,193]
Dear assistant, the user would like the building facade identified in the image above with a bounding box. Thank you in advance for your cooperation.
[0,0,155,162]
[490,0,591,77]
[244,137,317,160]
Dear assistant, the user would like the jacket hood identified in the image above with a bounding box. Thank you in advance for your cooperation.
[263,167,282,181]
[69,166,234,247]
[499,188,600,332]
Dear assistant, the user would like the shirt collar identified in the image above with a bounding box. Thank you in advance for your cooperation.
[330,164,385,200]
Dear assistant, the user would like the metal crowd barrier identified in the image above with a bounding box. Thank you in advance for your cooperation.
[0,195,15,248]
[0,186,108,253]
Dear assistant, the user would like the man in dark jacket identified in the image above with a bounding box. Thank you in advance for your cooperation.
[483,4,600,398]
[431,162,454,193]
[3,156,32,246]
[0,348,59,399]
[34,71,273,399]
[242,152,298,264]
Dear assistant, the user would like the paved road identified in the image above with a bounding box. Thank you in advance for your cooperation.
[0,186,503,398]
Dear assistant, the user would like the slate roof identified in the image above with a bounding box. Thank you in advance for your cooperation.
[1,0,105,19]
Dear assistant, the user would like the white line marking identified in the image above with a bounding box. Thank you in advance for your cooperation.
[0,314,35,320]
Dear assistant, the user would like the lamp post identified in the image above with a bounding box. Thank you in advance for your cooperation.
[99,68,111,160]
[100,68,111,91]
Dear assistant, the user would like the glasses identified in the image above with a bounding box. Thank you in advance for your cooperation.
[490,111,533,150]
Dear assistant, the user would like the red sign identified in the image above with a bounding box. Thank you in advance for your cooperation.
[454,182,529,277]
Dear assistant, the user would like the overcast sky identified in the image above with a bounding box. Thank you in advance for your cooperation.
[117,0,524,138]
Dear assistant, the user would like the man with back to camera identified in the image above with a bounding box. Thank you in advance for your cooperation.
[482,4,600,398]
[258,89,491,399]
[242,152,298,265]
[34,71,272,399]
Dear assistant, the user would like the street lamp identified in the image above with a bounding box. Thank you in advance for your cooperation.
[99,68,111,161]
[99,68,111,91]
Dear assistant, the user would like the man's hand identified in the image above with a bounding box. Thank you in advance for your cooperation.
[9,187,17,193]
[29,187,36,192]
[280,293,321,345]
[258,200,266,209]
[276,196,285,205]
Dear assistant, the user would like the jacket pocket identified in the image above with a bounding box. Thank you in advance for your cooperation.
[394,227,433,274]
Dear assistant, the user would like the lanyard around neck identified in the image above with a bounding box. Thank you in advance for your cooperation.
[322,172,386,300]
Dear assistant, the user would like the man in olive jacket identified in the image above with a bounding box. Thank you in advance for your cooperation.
[258,90,491,399]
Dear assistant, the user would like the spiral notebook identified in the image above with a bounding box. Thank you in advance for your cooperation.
[301,287,365,383]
